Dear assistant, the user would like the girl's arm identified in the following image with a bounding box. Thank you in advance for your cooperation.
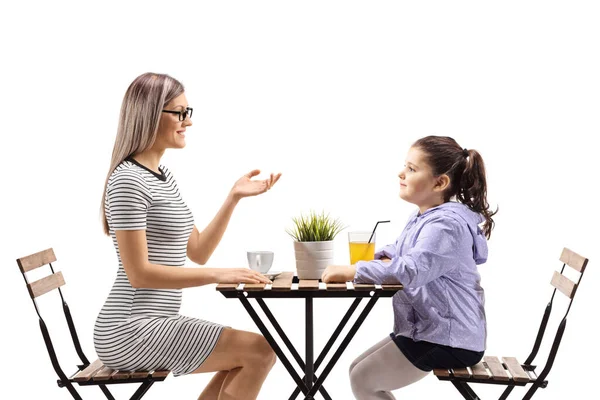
[354,217,465,288]
[374,243,397,260]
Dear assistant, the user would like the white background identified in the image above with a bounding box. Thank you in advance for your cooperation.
[1,1,598,399]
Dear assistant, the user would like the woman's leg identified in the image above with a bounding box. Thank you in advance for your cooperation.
[349,336,429,400]
[197,371,228,400]
[192,328,276,400]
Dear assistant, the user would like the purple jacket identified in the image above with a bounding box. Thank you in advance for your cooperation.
[354,202,488,352]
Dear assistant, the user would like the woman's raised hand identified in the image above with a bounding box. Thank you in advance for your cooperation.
[230,170,282,201]
[219,268,272,284]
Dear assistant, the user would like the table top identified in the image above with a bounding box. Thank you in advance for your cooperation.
[216,272,403,298]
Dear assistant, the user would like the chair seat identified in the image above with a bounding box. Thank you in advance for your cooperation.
[433,356,539,387]
[70,359,170,385]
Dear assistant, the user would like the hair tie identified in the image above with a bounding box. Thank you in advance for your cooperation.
[462,148,469,158]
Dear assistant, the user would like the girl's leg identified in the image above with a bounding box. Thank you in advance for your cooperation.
[349,336,429,400]
[192,328,276,400]
[349,336,394,375]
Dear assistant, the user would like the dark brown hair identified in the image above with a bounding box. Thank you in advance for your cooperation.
[412,135,497,239]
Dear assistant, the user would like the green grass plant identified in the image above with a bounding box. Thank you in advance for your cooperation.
[286,211,345,242]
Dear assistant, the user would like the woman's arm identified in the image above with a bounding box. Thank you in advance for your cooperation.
[187,193,238,265]
[187,169,281,265]
[118,230,270,289]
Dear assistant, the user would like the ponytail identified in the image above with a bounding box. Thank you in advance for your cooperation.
[413,136,497,239]
[458,149,496,239]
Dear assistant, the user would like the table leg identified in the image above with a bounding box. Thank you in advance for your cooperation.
[306,293,381,398]
[255,299,305,367]
[313,298,362,370]
[237,293,309,395]
[239,293,378,399]
[305,297,314,399]
[255,299,332,400]
[289,298,362,400]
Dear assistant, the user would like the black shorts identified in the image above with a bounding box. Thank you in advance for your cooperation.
[390,333,484,372]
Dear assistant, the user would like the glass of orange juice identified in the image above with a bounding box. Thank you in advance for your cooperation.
[348,231,375,264]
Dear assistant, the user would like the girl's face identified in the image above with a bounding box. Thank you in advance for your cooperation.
[398,147,448,212]
[153,92,193,150]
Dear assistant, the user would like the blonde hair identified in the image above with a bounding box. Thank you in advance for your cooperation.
[101,72,184,235]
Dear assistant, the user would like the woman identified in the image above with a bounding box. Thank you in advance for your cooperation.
[94,72,281,400]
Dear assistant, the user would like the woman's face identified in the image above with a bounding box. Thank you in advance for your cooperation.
[154,92,193,150]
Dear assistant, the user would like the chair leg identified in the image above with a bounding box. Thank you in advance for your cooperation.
[451,381,481,400]
[129,381,154,400]
[98,384,116,400]
[499,385,515,400]
[61,380,84,400]
[522,380,544,400]
[463,382,481,400]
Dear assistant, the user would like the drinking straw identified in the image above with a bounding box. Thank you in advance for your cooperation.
[368,220,390,243]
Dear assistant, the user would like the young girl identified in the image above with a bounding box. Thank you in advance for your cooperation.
[95,72,281,400]
[322,136,495,399]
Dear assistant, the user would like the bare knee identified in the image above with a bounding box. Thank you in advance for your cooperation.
[264,348,277,369]
[243,333,276,370]
[254,335,276,369]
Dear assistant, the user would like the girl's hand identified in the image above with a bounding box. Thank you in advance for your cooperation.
[321,265,357,283]
[379,256,392,262]
[218,268,272,284]
[230,170,282,201]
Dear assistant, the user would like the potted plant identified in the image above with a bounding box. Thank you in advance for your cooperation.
[286,211,345,280]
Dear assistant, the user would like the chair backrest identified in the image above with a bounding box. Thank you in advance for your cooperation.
[17,248,90,380]
[550,248,588,301]
[18,248,66,300]
[524,247,588,379]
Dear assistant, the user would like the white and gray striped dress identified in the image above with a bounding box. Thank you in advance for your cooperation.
[94,158,225,376]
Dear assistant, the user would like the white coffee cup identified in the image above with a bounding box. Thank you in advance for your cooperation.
[247,251,274,274]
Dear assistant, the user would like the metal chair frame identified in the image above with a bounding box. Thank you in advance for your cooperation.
[434,248,589,400]
[17,248,168,400]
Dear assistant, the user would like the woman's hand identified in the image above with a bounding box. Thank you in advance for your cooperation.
[230,169,282,201]
[218,268,272,284]
[379,256,391,262]
[321,265,357,283]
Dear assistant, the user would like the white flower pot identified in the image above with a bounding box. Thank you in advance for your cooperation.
[293,240,334,280]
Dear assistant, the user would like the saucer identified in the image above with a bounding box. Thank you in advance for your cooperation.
[263,271,283,279]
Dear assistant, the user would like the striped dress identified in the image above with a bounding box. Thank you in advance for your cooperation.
[94,158,225,376]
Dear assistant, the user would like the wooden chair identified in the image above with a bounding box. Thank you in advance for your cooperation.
[17,248,170,400]
[433,247,589,400]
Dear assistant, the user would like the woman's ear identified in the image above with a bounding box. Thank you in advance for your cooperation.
[434,174,450,192]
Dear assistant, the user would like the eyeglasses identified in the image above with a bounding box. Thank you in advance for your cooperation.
[162,107,193,121]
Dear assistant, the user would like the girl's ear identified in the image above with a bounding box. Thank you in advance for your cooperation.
[434,174,451,192]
